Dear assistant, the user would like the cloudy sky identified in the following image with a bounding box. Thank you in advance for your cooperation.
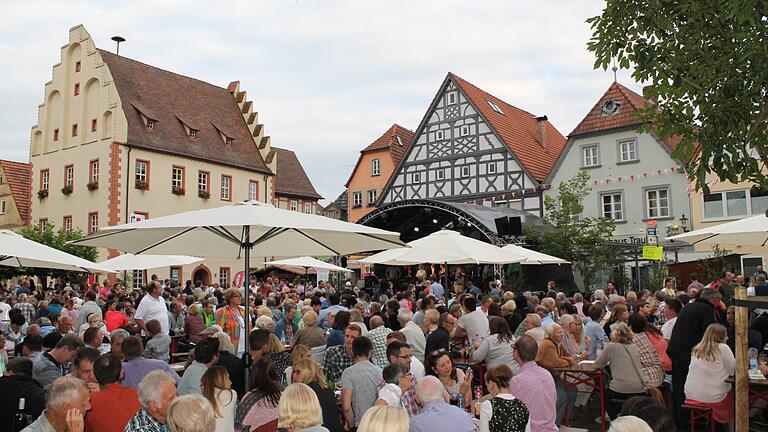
[0,0,639,204]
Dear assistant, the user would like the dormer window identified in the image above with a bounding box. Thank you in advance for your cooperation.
[146,119,156,130]
[225,137,233,145]
[487,100,504,115]
[189,129,198,139]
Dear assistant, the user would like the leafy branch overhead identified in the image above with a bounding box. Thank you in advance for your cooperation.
[587,0,768,191]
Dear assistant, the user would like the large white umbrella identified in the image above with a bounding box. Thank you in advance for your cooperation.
[501,244,570,265]
[667,213,768,246]
[357,230,524,265]
[98,253,204,271]
[264,256,353,273]
[0,229,113,273]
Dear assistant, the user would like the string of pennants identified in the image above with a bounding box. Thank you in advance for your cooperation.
[592,166,684,186]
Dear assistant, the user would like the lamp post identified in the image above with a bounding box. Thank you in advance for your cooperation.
[679,214,689,232]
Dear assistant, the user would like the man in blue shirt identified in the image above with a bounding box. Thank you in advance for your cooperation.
[410,375,477,432]
[583,304,608,359]
[318,293,347,330]
[428,280,444,302]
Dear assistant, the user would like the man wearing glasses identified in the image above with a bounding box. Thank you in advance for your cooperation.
[425,312,457,356]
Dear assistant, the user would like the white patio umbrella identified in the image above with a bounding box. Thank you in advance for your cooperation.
[667,213,768,246]
[265,256,353,273]
[501,244,570,265]
[357,230,524,265]
[70,200,403,386]
[98,253,204,271]
[0,229,113,273]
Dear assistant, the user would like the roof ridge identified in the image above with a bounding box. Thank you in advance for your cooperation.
[612,82,646,111]
[97,49,231,93]
[449,72,538,118]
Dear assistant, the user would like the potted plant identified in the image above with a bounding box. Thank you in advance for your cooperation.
[87,181,99,191]
[135,180,149,190]
[37,189,48,199]
[198,189,210,199]
[172,187,185,196]
[61,185,73,195]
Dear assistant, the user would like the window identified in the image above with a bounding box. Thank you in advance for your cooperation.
[461,166,470,178]
[146,119,155,130]
[71,123,78,137]
[601,193,624,221]
[582,145,599,167]
[74,83,80,96]
[89,159,99,183]
[40,169,50,190]
[198,171,209,192]
[172,166,185,192]
[0,200,5,214]
[412,172,421,183]
[63,216,72,233]
[132,270,145,291]
[135,160,149,188]
[91,118,97,132]
[304,202,313,214]
[64,164,74,187]
[460,125,470,137]
[371,159,381,177]
[53,129,60,141]
[367,189,377,205]
[225,137,233,145]
[487,162,497,174]
[435,130,444,141]
[220,175,231,201]
[436,169,445,181]
[447,92,457,105]
[39,218,48,231]
[248,180,258,201]
[703,187,768,219]
[646,187,670,219]
[288,200,297,211]
[352,191,363,208]
[618,138,638,162]
[75,61,81,72]
[487,100,504,115]
[88,212,98,234]
[219,268,230,287]
[189,129,198,139]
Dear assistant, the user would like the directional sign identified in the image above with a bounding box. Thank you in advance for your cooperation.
[646,227,657,236]
[647,235,658,245]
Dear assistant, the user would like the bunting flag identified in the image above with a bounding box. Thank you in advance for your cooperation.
[587,165,685,187]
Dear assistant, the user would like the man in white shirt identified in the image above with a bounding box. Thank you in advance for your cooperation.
[134,281,170,335]
[662,298,682,340]
[457,296,489,347]
[0,296,11,321]
[398,309,426,363]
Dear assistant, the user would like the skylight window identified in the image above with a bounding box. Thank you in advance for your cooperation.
[487,100,504,115]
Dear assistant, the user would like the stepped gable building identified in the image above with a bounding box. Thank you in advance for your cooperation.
[272,147,322,214]
[346,124,414,222]
[28,25,281,287]
[0,160,31,230]
[378,73,566,216]
[546,82,690,241]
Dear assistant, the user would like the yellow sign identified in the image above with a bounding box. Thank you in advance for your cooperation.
[642,246,664,261]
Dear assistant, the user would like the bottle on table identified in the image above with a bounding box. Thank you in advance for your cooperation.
[750,348,759,370]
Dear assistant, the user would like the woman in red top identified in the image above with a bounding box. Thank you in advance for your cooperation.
[104,300,129,332]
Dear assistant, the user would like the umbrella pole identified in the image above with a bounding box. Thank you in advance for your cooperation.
[243,226,251,392]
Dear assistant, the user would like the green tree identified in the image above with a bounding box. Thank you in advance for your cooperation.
[0,224,97,282]
[525,170,616,290]
[587,1,768,191]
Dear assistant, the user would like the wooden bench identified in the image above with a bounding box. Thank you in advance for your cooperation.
[682,404,715,432]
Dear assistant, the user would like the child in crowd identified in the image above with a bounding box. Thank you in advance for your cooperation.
[144,319,171,362]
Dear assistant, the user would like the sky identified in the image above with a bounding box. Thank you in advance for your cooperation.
[0,0,641,205]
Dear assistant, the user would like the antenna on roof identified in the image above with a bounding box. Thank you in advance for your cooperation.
[612,59,618,83]
[111,36,126,56]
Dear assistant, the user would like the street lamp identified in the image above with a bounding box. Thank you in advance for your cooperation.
[679,214,689,232]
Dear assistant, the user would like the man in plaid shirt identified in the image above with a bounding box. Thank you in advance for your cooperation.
[324,324,361,382]
[14,293,36,324]
[367,316,392,368]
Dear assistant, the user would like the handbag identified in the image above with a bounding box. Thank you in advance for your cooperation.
[622,345,665,405]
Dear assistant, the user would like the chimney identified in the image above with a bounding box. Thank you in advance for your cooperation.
[535,116,548,148]
[642,85,657,105]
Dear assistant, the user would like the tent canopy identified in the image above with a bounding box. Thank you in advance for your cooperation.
[501,244,569,265]
[264,256,352,273]
[0,229,113,273]
[667,213,768,246]
[98,253,204,271]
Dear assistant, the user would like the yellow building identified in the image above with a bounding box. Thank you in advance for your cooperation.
[0,160,31,230]
[28,25,283,288]
[689,176,768,274]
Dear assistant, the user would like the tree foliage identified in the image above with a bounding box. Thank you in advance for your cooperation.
[587,0,768,191]
[525,170,616,290]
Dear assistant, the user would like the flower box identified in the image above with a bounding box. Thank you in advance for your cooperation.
[61,185,73,195]
[87,181,99,191]
[135,180,149,190]
[198,190,210,199]
[37,189,48,199]
[172,187,186,196]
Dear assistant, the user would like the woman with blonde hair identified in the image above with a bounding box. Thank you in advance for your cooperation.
[684,323,734,428]
[278,383,330,432]
[423,309,440,337]
[291,359,342,432]
[167,394,216,432]
[285,344,312,384]
[201,366,237,432]
[357,405,408,432]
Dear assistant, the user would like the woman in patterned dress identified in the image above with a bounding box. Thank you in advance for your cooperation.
[235,358,282,432]
[479,365,530,432]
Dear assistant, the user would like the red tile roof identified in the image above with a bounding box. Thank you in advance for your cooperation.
[569,82,681,152]
[98,49,272,174]
[448,73,567,182]
[345,124,414,187]
[273,148,322,200]
[0,160,31,224]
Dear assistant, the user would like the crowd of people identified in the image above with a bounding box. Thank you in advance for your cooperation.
[0,267,762,432]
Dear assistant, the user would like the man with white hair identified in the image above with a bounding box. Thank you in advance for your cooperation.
[124,370,178,432]
[166,394,215,432]
[22,376,90,432]
[409,376,478,432]
[398,309,426,362]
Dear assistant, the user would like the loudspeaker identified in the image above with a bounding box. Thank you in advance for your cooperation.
[494,216,522,237]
